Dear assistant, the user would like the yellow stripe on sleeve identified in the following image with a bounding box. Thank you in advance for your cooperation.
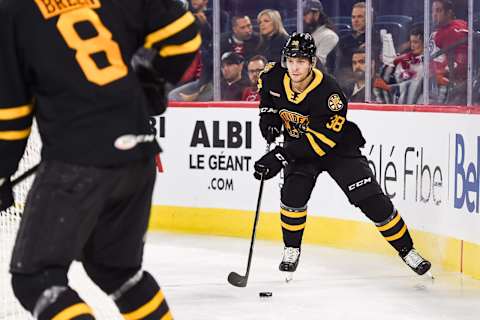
[160,311,173,320]
[0,104,33,120]
[0,128,31,140]
[52,303,93,320]
[123,290,165,320]
[144,11,196,48]
[306,127,336,148]
[159,33,202,57]
[305,133,326,157]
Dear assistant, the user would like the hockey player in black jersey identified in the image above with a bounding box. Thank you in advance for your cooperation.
[0,0,200,319]
[253,32,431,280]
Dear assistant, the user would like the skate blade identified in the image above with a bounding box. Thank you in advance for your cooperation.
[425,271,435,280]
[284,272,294,283]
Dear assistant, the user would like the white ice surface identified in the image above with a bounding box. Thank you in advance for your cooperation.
[140,232,480,320]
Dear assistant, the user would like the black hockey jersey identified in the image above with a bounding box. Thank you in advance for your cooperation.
[0,0,200,177]
[258,62,365,160]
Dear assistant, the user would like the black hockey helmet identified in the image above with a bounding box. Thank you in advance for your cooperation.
[281,32,316,67]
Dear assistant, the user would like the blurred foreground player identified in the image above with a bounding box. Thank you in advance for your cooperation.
[254,33,431,281]
[0,0,199,319]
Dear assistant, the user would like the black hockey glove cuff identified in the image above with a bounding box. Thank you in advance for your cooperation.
[253,147,291,180]
[259,112,282,143]
[0,178,13,211]
[131,47,167,116]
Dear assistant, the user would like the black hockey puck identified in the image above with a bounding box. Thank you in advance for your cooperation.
[259,291,272,297]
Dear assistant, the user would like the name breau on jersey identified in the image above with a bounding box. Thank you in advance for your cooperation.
[34,0,100,19]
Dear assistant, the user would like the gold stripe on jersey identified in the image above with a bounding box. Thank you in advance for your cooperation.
[281,221,306,231]
[123,290,165,320]
[0,104,33,120]
[280,208,307,218]
[384,224,407,241]
[306,127,336,148]
[283,68,323,104]
[161,311,173,320]
[0,128,31,141]
[145,11,196,48]
[51,303,93,320]
[159,33,202,57]
[305,133,326,156]
[34,0,101,20]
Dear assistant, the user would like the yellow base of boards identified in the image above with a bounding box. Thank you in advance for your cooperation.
[149,205,480,279]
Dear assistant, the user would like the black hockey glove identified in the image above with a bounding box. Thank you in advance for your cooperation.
[131,47,167,116]
[259,112,282,143]
[254,147,291,180]
[0,178,13,211]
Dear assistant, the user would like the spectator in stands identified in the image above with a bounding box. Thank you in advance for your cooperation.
[167,0,217,102]
[256,9,290,62]
[190,0,212,47]
[190,0,229,32]
[335,2,367,82]
[221,16,260,61]
[242,55,268,101]
[344,48,367,102]
[374,28,424,104]
[430,0,468,104]
[302,0,338,73]
[221,52,250,100]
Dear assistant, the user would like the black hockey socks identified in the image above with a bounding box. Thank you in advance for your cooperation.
[36,287,95,320]
[357,194,413,253]
[375,210,414,252]
[280,205,307,248]
[114,271,172,320]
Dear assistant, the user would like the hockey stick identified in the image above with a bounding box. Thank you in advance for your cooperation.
[227,143,270,287]
[11,164,40,187]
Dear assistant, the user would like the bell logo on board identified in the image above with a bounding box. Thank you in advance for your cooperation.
[454,134,480,213]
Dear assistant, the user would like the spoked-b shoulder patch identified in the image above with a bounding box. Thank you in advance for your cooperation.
[327,93,344,112]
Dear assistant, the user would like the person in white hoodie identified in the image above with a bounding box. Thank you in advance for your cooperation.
[302,0,339,72]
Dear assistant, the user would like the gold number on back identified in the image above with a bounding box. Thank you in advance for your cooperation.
[56,8,128,86]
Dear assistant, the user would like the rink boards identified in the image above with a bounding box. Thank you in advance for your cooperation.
[149,102,480,279]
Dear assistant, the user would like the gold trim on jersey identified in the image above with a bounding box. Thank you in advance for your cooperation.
[283,68,323,104]
[305,133,326,156]
[145,11,196,48]
[159,33,202,57]
[0,104,33,120]
[34,0,101,20]
[305,127,336,148]
[122,290,165,320]
[51,303,93,320]
[0,128,31,141]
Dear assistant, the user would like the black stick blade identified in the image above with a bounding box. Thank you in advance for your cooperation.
[227,271,247,287]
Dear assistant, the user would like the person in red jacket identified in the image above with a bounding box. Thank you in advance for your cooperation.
[430,0,468,104]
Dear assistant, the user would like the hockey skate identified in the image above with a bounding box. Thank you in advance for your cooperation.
[400,248,433,278]
[279,247,300,282]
